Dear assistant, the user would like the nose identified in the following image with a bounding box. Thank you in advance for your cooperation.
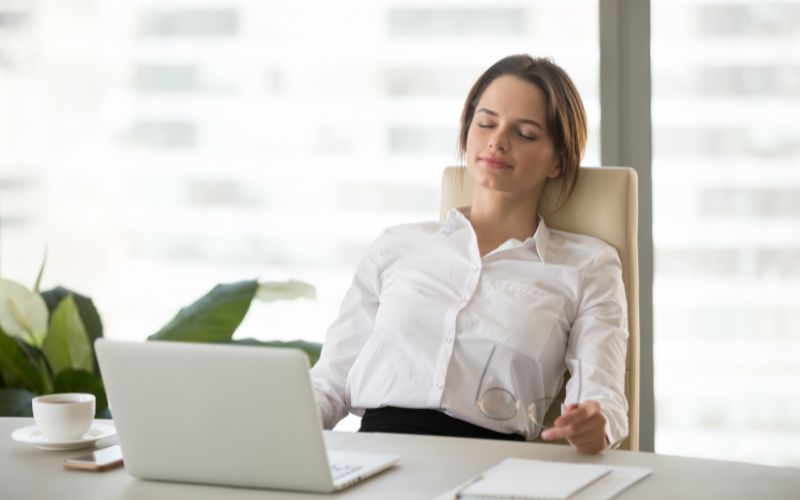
[488,127,509,152]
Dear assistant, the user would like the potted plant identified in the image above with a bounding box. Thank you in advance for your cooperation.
[0,263,320,418]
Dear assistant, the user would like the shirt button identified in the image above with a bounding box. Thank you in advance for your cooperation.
[436,382,444,389]
[446,335,453,344]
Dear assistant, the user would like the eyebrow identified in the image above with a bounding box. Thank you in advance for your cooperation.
[476,108,543,131]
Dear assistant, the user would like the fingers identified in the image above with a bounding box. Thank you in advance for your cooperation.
[540,413,599,441]
[554,400,599,428]
[571,431,607,454]
[544,418,605,453]
[540,400,607,454]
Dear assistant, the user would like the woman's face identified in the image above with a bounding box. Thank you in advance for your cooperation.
[466,75,560,197]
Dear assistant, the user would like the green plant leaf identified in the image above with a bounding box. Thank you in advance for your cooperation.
[256,280,316,302]
[34,245,48,293]
[0,279,49,345]
[230,338,322,367]
[0,388,35,417]
[149,280,259,342]
[53,369,108,415]
[0,329,45,394]
[42,295,94,375]
[15,338,53,394]
[40,287,103,373]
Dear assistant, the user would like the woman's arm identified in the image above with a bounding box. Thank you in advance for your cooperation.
[309,231,386,429]
[542,243,629,453]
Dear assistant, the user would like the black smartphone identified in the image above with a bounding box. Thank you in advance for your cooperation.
[63,445,124,472]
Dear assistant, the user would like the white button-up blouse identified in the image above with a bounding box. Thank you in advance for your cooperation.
[310,208,629,445]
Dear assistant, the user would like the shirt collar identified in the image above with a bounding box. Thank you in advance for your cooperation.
[440,208,551,263]
[440,207,468,234]
[532,216,550,262]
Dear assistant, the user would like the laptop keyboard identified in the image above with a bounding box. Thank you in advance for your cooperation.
[330,463,363,480]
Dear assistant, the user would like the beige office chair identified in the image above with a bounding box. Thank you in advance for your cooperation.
[440,166,640,451]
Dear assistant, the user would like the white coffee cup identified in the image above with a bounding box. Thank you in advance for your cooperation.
[32,393,96,441]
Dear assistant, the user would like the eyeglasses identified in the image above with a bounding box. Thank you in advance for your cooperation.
[474,345,582,430]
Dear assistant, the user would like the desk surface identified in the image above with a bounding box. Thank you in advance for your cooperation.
[2,417,798,500]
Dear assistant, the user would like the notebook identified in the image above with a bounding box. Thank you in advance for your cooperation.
[95,339,399,493]
[456,458,610,499]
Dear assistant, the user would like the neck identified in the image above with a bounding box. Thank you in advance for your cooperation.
[466,186,542,256]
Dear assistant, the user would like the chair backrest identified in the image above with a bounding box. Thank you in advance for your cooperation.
[440,166,640,451]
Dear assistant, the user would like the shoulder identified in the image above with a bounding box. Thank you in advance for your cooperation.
[548,229,626,309]
[362,219,445,261]
[380,219,444,241]
[546,227,621,269]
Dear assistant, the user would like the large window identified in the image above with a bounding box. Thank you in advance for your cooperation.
[652,0,800,466]
[6,1,799,464]
[0,2,597,371]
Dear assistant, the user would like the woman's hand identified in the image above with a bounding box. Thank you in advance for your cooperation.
[540,400,608,454]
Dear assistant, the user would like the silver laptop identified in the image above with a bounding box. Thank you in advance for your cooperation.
[95,339,399,492]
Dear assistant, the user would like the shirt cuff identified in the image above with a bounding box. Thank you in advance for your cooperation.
[601,406,627,450]
[311,386,335,429]
[605,424,622,450]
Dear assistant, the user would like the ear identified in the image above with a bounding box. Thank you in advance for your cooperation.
[547,160,562,178]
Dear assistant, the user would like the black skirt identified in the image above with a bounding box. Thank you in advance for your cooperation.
[359,406,525,442]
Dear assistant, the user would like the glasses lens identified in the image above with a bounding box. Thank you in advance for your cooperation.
[476,388,519,420]
[526,397,561,429]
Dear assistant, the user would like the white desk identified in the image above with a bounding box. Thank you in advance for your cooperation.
[2,417,798,499]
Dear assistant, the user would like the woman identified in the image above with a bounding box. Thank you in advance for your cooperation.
[310,55,628,454]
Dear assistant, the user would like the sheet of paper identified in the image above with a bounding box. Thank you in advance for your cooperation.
[434,459,652,500]
[458,458,612,499]
[569,464,652,500]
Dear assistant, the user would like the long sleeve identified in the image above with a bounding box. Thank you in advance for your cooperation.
[309,231,385,429]
[309,213,630,442]
[565,243,629,447]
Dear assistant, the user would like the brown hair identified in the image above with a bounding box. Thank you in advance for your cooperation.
[457,54,587,209]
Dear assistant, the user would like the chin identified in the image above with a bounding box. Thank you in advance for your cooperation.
[474,176,516,193]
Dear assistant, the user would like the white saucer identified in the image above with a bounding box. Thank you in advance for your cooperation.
[11,421,116,450]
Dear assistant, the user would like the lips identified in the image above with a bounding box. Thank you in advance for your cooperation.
[479,156,512,169]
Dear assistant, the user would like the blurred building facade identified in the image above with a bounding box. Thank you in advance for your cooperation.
[651,0,800,466]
